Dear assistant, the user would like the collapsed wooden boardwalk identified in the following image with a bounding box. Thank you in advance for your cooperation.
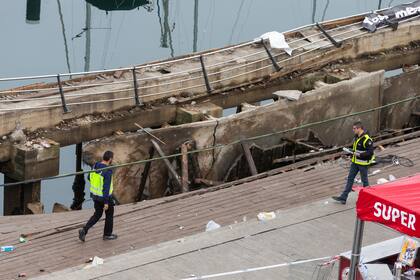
[32,197,399,280]
[1,137,420,279]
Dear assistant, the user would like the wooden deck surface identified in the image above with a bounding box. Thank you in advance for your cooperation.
[0,137,419,279]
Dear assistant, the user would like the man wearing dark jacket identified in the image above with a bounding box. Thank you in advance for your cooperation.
[79,151,117,241]
[332,122,375,205]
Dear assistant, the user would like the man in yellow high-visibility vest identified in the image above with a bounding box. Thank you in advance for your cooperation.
[332,121,375,205]
[79,151,117,241]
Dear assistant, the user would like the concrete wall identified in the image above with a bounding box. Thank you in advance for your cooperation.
[83,71,384,204]
[381,68,420,129]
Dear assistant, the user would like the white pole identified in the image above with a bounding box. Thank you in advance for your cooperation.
[349,218,365,280]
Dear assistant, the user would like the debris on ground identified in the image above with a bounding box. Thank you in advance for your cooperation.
[377,178,389,184]
[19,236,27,243]
[52,203,70,213]
[205,220,221,232]
[371,169,381,175]
[389,174,397,181]
[1,245,15,252]
[83,256,104,269]
[17,272,26,278]
[10,128,26,144]
[257,212,277,222]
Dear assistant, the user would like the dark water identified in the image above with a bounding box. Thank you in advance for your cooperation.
[0,0,408,214]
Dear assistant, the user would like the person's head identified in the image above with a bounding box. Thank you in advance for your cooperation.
[352,121,365,136]
[102,150,114,165]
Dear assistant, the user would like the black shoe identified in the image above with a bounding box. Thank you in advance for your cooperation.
[331,196,346,205]
[103,234,118,240]
[78,229,86,242]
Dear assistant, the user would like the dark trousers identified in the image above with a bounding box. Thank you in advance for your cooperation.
[83,199,114,236]
[340,162,369,201]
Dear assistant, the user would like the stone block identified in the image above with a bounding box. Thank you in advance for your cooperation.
[176,102,222,124]
[0,139,60,180]
[52,203,70,213]
[272,90,302,101]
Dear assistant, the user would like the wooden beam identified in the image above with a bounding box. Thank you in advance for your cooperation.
[151,140,182,189]
[273,147,340,164]
[283,137,321,151]
[194,178,223,187]
[137,147,155,202]
[241,141,258,176]
[181,143,189,193]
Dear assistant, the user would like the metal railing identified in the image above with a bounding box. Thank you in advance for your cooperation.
[0,6,411,114]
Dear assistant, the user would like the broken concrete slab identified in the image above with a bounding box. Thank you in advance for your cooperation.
[0,139,60,181]
[52,203,70,213]
[272,90,302,101]
[176,102,222,124]
[27,202,44,215]
[83,70,384,203]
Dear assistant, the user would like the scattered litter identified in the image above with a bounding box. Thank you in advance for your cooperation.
[324,201,329,205]
[39,269,45,272]
[84,256,104,269]
[85,257,93,264]
[371,169,381,175]
[354,178,362,184]
[389,174,397,181]
[254,31,293,55]
[17,272,26,278]
[257,212,277,222]
[19,236,27,243]
[40,140,51,148]
[377,178,389,184]
[178,225,185,230]
[168,97,178,104]
[242,216,247,222]
[1,245,15,252]
[205,220,221,232]
[92,256,104,266]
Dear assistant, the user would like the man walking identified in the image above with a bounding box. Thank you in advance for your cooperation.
[332,122,375,204]
[79,151,117,241]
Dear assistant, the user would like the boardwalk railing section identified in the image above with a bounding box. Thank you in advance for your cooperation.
[0,7,414,114]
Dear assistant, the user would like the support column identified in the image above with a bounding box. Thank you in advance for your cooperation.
[4,176,41,215]
[71,143,85,210]
[0,140,59,215]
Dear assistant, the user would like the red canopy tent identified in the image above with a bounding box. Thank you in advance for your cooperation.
[348,174,420,279]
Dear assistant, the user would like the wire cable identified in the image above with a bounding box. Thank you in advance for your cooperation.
[0,93,417,188]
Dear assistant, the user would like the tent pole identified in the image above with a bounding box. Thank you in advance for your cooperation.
[349,218,365,280]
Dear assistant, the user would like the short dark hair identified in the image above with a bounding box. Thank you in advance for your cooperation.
[353,121,363,129]
[103,151,114,161]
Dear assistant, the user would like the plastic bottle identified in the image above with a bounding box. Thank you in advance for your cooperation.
[1,246,15,252]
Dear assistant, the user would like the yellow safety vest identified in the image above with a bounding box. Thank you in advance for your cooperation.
[351,134,375,166]
[89,169,113,197]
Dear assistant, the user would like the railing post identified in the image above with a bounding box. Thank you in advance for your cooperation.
[199,55,212,94]
[316,22,342,48]
[261,38,282,72]
[56,74,70,113]
[132,67,142,106]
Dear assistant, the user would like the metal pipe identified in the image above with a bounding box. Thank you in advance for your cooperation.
[199,55,212,93]
[132,67,142,106]
[349,218,365,280]
[261,39,282,72]
[56,74,70,113]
